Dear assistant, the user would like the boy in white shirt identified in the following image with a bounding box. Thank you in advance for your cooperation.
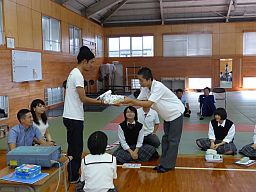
[137,106,160,148]
[63,46,104,183]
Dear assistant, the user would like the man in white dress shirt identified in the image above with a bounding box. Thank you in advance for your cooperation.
[120,67,185,173]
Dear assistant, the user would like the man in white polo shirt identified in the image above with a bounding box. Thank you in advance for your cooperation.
[137,106,160,149]
[120,67,184,173]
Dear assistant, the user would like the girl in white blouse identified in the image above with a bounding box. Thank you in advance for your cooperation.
[30,99,54,144]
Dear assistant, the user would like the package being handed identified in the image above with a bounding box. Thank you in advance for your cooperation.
[97,90,124,104]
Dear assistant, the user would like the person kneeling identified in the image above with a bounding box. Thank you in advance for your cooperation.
[196,108,237,155]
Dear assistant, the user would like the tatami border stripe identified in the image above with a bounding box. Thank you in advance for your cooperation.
[117,165,256,172]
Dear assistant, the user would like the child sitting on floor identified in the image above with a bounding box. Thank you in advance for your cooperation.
[196,108,237,155]
[77,131,117,192]
[113,106,156,163]
[239,125,256,158]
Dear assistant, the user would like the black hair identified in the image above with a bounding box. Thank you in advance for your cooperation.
[77,46,95,64]
[30,99,48,125]
[214,108,227,120]
[203,87,211,92]
[17,109,30,123]
[87,131,108,155]
[137,67,153,81]
[176,89,183,94]
[123,106,138,122]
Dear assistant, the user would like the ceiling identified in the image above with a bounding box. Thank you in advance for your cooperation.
[54,0,256,27]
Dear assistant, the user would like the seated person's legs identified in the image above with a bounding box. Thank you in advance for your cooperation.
[216,142,237,155]
[143,134,160,148]
[196,138,211,151]
[239,143,256,158]
[138,144,156,162]
[113,146,133,163]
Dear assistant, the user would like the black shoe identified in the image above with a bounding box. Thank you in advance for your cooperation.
[199,117,204,120]
[184,113,190,118]
[153,165,161,170]
[157,166,172,173]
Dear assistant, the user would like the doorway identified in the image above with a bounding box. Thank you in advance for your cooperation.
[220,59,232,88]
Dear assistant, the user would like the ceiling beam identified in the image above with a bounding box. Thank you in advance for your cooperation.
[101,0,128,23]
[85,0,123,18]
[160,0,164,25]
[54,0,69,4]
[226,0,233,22]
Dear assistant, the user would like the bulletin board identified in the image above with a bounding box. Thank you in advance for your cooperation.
[12,50,42,82]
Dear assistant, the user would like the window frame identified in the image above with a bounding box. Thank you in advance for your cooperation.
[42,16,61,52]
[69,25,81,55]
[108,35,154,57]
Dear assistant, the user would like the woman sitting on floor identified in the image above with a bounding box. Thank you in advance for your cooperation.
[198,87,216,120]
[239,125,256,158]
[113,106,156,163]
[196,108,237,155]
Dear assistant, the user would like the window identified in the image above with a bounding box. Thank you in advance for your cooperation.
[69,26,81,54]
[96,35,103,57]
[108,36,154,57]
[44,87,64,106]
[188,78,212,89]
[163,34,212,56]
[243,32,256,55]
[0,0,4,45]
[243,77,256,88]
[42,16,61,52]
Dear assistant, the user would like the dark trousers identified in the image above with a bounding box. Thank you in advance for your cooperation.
[143,134,160,148]
[63,118,84,181]
[160,115,183,169]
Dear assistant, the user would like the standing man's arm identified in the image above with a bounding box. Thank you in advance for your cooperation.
[77,87,102,105]
[121,97,154,108]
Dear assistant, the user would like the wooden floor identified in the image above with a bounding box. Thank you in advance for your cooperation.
[1,151,256,192]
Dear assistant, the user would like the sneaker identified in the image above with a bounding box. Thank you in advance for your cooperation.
[70,177,80,184]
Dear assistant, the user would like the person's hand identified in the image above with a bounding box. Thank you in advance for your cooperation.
[251,144,256,149]
[213,143,220,150]
[131,151,138,160]
[210,142,216,149]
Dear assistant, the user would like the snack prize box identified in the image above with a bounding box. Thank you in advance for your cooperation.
[15,164,41,179]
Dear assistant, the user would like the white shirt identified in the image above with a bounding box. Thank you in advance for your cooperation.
[63,68,84,121]
[81,153,117,192]
[137,108,160,136]
[118,122,144,150]
[208,120,235,143]
[138,80,185,121]
[33,119,49,136]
